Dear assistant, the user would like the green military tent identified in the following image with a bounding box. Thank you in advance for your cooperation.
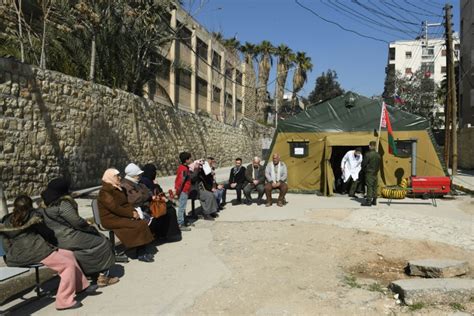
[267,92,446,195]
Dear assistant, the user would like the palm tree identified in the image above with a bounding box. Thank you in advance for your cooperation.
[239,41,257,67]
[256,40,274,120]
[275,44,295,110]
[222,37,240,55]
[292,52,313,110]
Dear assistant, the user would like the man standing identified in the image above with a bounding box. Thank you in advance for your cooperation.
[243,156,265,205]
[222,158,246,205]
[264,153,288,207]
[340,147,363,197]
[174,152,192,231]
[361,141,381,206]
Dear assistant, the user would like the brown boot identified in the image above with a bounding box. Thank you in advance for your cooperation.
[265,200,272,207]
[97,274,120,287]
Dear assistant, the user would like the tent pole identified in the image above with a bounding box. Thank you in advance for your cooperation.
[375,101,384,152]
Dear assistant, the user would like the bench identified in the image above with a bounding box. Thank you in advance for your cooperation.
[91,199,129,263]
[0,236,44,297]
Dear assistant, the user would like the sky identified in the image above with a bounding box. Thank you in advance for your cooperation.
[183,0,460,98]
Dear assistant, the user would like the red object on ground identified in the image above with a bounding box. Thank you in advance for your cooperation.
[410,176,451,195]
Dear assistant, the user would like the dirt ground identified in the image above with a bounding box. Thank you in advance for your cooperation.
[185,220,474,315]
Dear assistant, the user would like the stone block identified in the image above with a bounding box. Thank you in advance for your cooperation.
[390,278,474,305]
[408,259,469,278]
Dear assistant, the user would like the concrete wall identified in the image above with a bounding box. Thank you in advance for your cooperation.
[458,128,474,169]
[0,58,274,198]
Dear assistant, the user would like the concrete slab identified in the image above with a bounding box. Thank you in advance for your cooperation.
[408,259,470,278]
[390,278,474,305]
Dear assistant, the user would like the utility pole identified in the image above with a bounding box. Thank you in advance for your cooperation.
[445,4,458,175]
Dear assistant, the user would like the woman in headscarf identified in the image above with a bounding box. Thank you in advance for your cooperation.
[97,168,154,262]
[122,163,181,242]
[1,195,95,310]
[39,178,118,287]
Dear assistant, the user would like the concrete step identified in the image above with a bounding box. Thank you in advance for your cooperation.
[390,278,474,305]
[408,259,470,278]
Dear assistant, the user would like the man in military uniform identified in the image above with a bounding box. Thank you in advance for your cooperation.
[361,141,381,206]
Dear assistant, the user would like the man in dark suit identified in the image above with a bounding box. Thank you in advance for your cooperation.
[243,156,265,205]
[222,158,246,205]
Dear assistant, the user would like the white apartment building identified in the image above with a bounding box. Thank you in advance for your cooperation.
[387,37,460,85]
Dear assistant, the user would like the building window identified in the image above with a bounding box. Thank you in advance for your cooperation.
[454,44,460,51]
[212,86,221,102]
[157,58,171,79]
[389,47,395,60]
[225,92,233,105]
[441,66,447,74]
[405,51,412,59]
[405,68,412,75]
[197,38,208,59]
[177,23,192,47]
[225,62,233,79]
[212,51,221,69]
[421,62,434,75]
[197,77,207,97]
[422,46,434,57]
[236,99,242,112]
[236,70,243,85]
[177,68,192,90]
[442,49,447,56]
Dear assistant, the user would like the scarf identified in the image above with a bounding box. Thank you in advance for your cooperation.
[253,166,259,180]
[270,162,281,182]
[101,168,122,191]
[125,175,139,183]
[233,166,242,175]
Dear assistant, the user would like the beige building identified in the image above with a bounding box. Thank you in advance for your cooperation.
[149,4,258,124]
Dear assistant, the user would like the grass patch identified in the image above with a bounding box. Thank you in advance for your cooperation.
[367,282,385,293]
[449,302,465,311]
[343,275,361,288]
[408,302,425,311]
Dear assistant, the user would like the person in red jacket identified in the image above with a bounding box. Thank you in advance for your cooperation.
[174,152,192,231]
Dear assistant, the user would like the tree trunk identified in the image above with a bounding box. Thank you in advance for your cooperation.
[89,33,96,81]
[40,7,49,69]
[0,182,9,217]
[15,0,25,63]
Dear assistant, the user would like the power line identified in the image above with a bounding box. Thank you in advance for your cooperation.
[403,0,443,17]
[352,0,421,26]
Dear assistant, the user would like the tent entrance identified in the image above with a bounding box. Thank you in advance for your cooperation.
[329,146,368,194]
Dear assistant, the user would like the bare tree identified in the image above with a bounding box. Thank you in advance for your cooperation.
[13,0,25,62]
[39,0,51,69]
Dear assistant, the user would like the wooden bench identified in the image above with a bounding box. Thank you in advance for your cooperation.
[0,236,44,297]
[91,199,129,263]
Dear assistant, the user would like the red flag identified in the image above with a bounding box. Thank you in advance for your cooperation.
[381,102,398,155]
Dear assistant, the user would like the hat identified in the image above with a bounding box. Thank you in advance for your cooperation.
[41,177,71,206]
[125,163,144,177]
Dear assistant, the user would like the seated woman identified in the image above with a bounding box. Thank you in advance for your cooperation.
[0,195,94,311]
[97,168,155,263]
[122,163,181,242]
[40,178,118,287]
[189,160,219,220]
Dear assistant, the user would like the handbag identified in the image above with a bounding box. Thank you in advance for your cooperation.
[149,193,167,218]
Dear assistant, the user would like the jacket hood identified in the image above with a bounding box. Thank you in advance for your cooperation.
[0,214,43,233]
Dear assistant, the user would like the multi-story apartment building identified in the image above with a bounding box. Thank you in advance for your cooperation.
[149,4,257,124]
[460,0,474,128]
[387,37,459,85]
[386,36,460,127]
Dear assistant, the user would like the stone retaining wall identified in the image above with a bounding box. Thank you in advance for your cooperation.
[0,58,273,197]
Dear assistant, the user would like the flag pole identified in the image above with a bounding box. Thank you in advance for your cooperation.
[375,101,385,152]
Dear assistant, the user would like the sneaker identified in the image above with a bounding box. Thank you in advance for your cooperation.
[138,254,154,262]
[97,275,120,288]
[265,202,272,207]
[277,201,284,207]
[210,212,219,218]
[179,225,191,231]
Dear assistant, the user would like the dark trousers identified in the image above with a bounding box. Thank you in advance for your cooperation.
[222,183,244,203]
[343,176,358,196]
[365,173,378,199]
[264,182,288,203]
[243,183,265,201]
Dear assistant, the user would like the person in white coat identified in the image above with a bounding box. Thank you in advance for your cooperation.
[340,147,363,197]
